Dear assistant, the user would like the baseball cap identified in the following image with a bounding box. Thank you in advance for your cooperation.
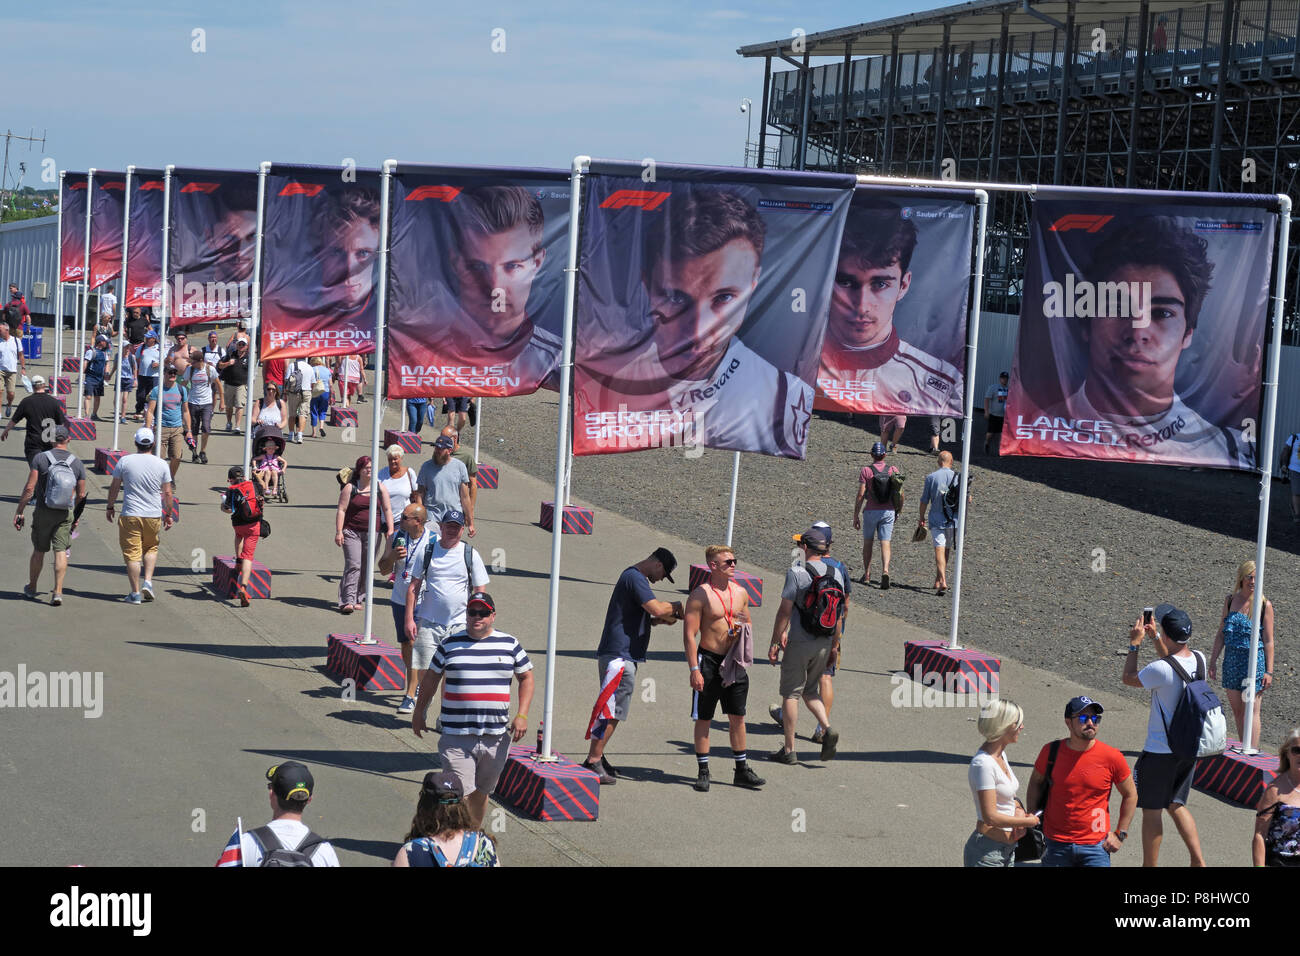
[650,546,677,582]
[1064,695,1104,718]
[144,327,158,340]
[467,592,496,613]
[1155,603,1193,642]
[433,435,455,450]
[52,424,70,442]
[799,528,830,554]
[421,769,464,804]
[999,371,1009,378]
[29,374,46,388]
[266,761,314,802]
[871,441,887,457]
[440,509,466,526]
[133,426,155,446]
[793,521,833,545]
[95,333,109,346]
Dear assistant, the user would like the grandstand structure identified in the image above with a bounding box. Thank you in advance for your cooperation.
[739,0,1300,339]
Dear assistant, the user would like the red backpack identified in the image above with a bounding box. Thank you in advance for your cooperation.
[226,480,263,526]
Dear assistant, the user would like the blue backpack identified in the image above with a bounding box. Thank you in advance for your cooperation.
[1159,651,1228,759]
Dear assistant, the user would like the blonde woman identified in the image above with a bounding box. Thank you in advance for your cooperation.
[1252,728,1300,867]
[1208,560,1275,748]
[965,699,1041,867]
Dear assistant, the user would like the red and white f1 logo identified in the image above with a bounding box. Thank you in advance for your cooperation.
[1049,214,1113,233]
[599,190,670,211]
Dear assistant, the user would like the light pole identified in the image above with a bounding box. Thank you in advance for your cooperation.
[740,98,753,165]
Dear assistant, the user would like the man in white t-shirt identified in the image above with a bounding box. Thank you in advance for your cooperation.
[104,427,175,604]
[183,349,219,464]
[100,286,118,324]
[283,356,314,444]
[0,321,24,417]
[378,503,432,715]
[1121,603,1207,867]
[222,762,340,867]
[404,509,489,695]
[817,200,964,418]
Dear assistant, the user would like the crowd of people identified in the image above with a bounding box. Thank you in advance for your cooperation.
[3,303,1294,868]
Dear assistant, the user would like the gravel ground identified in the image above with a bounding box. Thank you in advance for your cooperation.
[473,391,1300,750]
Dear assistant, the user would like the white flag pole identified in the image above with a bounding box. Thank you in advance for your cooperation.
[242,164,271,475]
[53,174,65,392]
[946,189,989,651]
[156,168,173,457]
[112,168,134,451]
[725,451,741,547]
[76,169,95,414]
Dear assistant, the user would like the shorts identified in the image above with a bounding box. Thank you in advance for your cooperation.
[597,655,637,721]
[691,649,747,720]
[285,390,306,423]
[879,415,906,435]
[413,622,457,670]
[963,830,1015,867]
[189,403,213,434]
[84,379,104,397]
[779,636,832,700]
[31,505,73,553]
[2,369,16,391]
[234,521,260,561]
[223,383,248,410]
[1134,751,1196,809]
[391,601,410,644]
[162,426,186,461]
[863,508,895,541]
[931,524,957,548]
[445,396,470,413]
[118,515,162,563]
[438,731,511,797]
[987,414,1004,434]
[929,416,942,436]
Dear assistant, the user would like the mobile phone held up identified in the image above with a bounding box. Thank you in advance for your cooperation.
[1143,607,1154,626]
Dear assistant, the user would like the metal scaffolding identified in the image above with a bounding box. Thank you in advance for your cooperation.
[739,0,1300,341]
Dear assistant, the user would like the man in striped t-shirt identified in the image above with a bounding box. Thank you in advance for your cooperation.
[412,592,534,827]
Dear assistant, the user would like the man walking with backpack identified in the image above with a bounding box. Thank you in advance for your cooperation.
[13,425,87,606]
[220,762,339,866]
[768,527,845,765]
[854,441,902,589]
[1121,604,1221,867]
[1281,430,1300,525]
[918,450,970,596]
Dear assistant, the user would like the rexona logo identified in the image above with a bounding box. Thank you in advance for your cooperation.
[139,181,165,191]
[180,182,221,194]
[600,190,670,211]
[1049,214,1113,233]
[280,182,325,197]
[101,181,125,191]
[405,185,461,202]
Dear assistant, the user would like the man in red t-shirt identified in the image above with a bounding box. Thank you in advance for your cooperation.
[1026,696,1138,867]
[852,442,901,589]
[263,357,286,392]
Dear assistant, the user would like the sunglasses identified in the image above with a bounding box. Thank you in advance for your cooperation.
[1290,746,1300,756]
[467,609,492,618]
[720,558,737,567]
[1075,714,1102,725]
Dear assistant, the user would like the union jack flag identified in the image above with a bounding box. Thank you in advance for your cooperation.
[215,819,244,867]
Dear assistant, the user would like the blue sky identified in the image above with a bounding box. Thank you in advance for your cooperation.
[9,0,922,183]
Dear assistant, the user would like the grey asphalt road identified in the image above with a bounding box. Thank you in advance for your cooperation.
[0,331,1262,867]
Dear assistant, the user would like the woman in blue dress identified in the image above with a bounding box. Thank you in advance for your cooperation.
[1208,560,1275,749]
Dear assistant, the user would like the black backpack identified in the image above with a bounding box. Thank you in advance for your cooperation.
[4,301,21,329]
[942,472,970,524]
[247,826,327,867]
[418,536,476,603]
[867,463,892,505]
[796,561,846,638]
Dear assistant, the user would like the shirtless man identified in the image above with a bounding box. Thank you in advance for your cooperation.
[683,545,766,792]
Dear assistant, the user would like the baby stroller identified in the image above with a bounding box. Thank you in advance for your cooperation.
[251,423,290,504]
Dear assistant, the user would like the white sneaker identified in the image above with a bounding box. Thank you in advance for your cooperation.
[141,581,155,602]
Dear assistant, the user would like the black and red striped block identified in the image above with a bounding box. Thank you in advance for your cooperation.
[329,406,359,428]
[688,564,763,607]
[213,555,272,600]
[164,496,181,524]
[93,447,126,475]
[62,357,80,373]
[65,418,96,442]
[1194,740,1278,807]
[476,464,499,490]
[53,376,72,395]
[495,746,600,821]
[383,429,421,456]
[326,633,406,692]
[902,639,1000,697]
[540,501,593,534]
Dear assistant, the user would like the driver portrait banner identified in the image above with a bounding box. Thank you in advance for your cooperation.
[385,165,571,398]
[573,162,856,459]
[88,172,126,290]
[167,168,259,327]
[1001,192,1277,470]
[260,164,381,359]
[814,187,975,417]
[125,170,165,308]
[59,173,88,282]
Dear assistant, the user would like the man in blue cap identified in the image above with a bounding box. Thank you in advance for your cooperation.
[1121,603,1208,867]
[853,441,901,589]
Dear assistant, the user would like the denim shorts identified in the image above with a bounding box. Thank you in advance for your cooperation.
[963,830,1015,867]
